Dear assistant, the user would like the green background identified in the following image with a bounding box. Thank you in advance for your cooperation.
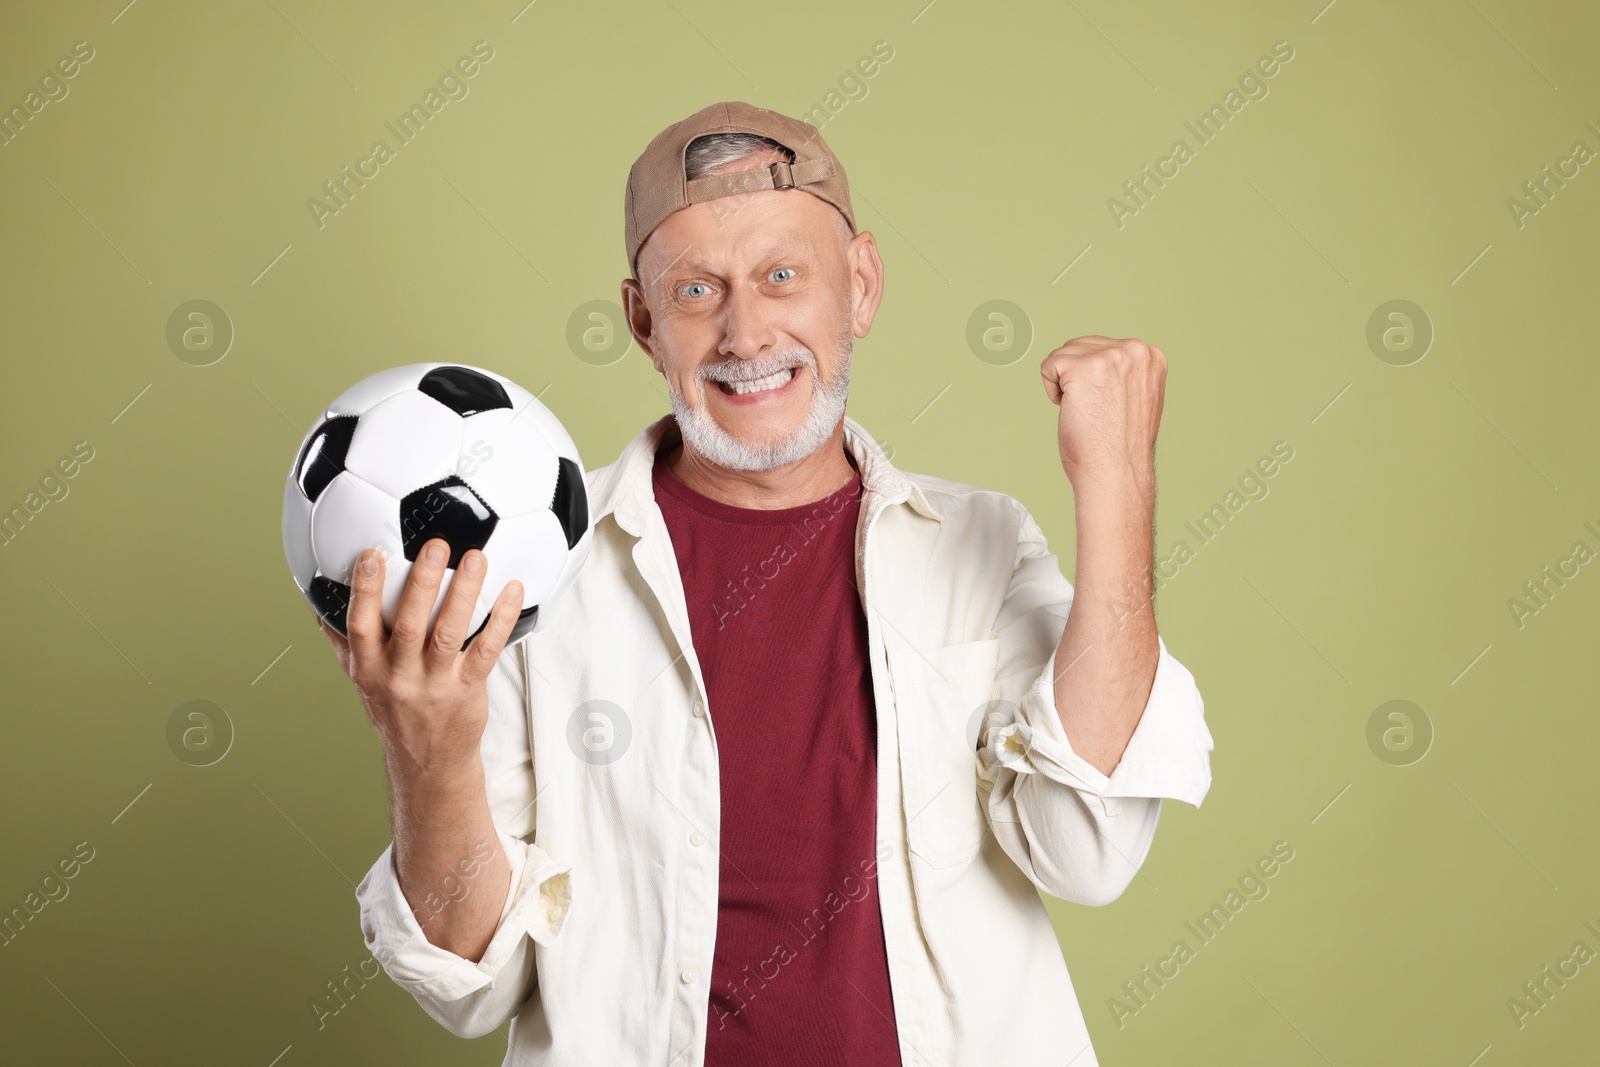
[2,0,1597,1063]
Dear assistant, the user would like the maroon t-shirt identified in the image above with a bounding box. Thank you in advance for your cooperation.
[652,449,903,1067]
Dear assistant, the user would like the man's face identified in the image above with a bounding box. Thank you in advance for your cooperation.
[623,155,882,472]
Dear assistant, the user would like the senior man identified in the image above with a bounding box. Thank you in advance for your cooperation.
[327,102,1213,1066]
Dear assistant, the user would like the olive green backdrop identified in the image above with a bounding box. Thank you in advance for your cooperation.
[2,0,1597,1063]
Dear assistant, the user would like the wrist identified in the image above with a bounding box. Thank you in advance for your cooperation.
[1070,461,1154,502]
[384,744,485,802]
[1072,474,1154,577]
[1073,474,1154,533]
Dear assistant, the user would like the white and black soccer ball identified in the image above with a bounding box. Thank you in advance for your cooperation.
[282,363,591,646]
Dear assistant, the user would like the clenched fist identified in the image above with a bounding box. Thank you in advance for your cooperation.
[1039,335,1167,495]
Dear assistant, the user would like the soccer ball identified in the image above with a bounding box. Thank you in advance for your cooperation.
[282,363,591,646]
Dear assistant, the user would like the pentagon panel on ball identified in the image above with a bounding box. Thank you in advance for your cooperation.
[281,363,594,647]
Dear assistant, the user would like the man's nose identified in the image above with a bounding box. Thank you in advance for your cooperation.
[717,284,779,361]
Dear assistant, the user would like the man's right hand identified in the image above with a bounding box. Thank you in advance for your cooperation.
[318,538,525,781]
[316,538,521,961]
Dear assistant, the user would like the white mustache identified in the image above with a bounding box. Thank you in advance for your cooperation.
[697,349,815,384]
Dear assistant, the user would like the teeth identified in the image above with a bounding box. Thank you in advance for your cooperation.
[728,367,795,395]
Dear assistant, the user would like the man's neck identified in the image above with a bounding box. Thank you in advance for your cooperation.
[662,420,857,510]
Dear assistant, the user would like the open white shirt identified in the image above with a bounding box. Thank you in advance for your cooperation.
[355,413,1214,1066]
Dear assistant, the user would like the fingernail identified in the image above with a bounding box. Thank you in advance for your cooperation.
[425,541,447,565]
[461,552,484,576]
[357,552,378,577]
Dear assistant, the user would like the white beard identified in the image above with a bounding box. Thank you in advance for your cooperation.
[667,336,853,473]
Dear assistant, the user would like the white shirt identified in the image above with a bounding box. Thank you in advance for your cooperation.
[355,413,1214,1066]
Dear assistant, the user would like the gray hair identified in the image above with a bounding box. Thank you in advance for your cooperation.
[683,133,794,180]
[679,132,852,255]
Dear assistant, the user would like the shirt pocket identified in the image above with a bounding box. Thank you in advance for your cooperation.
[886,636,1001,869]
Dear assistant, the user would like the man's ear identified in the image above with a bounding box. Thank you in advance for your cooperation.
[846,230,885,340]
[620,276,660,369]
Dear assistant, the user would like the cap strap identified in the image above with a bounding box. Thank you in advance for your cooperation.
[683,157,836,205]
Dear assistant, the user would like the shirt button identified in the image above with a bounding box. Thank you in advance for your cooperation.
[680,967,698,984]
[692,698,706,718]
[689,830,706,847]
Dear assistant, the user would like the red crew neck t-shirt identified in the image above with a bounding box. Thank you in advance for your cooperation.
[651,449,903,1067]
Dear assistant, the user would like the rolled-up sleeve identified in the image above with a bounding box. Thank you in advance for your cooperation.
[354,641,573,1039]
[976,502,1214,906]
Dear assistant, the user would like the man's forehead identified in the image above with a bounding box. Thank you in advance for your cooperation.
[650,202,830,273]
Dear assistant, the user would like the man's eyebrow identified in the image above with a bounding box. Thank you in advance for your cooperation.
[662,233,815,278]
[644,242,698,287]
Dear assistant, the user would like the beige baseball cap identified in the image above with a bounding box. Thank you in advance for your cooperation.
[624,101,856,276]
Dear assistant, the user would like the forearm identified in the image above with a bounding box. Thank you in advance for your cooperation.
[388,756,512,962]
[1052,472,1160,777]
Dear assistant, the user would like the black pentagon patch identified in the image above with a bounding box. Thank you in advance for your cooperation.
[551,457,588,550]
[418,366,512,417]
[398,476,498,566]
[308,572,352,635]
[294,415,358,502]
[509,605,540,644]
[464,605,538,649]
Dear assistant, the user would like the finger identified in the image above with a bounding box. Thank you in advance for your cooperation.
[344,549,387,667]
[390,538,450,656]
[427,547,488,667]
[1049,335,1115,358]
[461,580,524,685]
[1039,359,1064,405]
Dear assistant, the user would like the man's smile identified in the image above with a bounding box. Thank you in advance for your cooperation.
[713,364,802,403]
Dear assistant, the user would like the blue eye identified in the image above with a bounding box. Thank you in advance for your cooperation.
[681,282,710,298]
[769,268,795,283]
